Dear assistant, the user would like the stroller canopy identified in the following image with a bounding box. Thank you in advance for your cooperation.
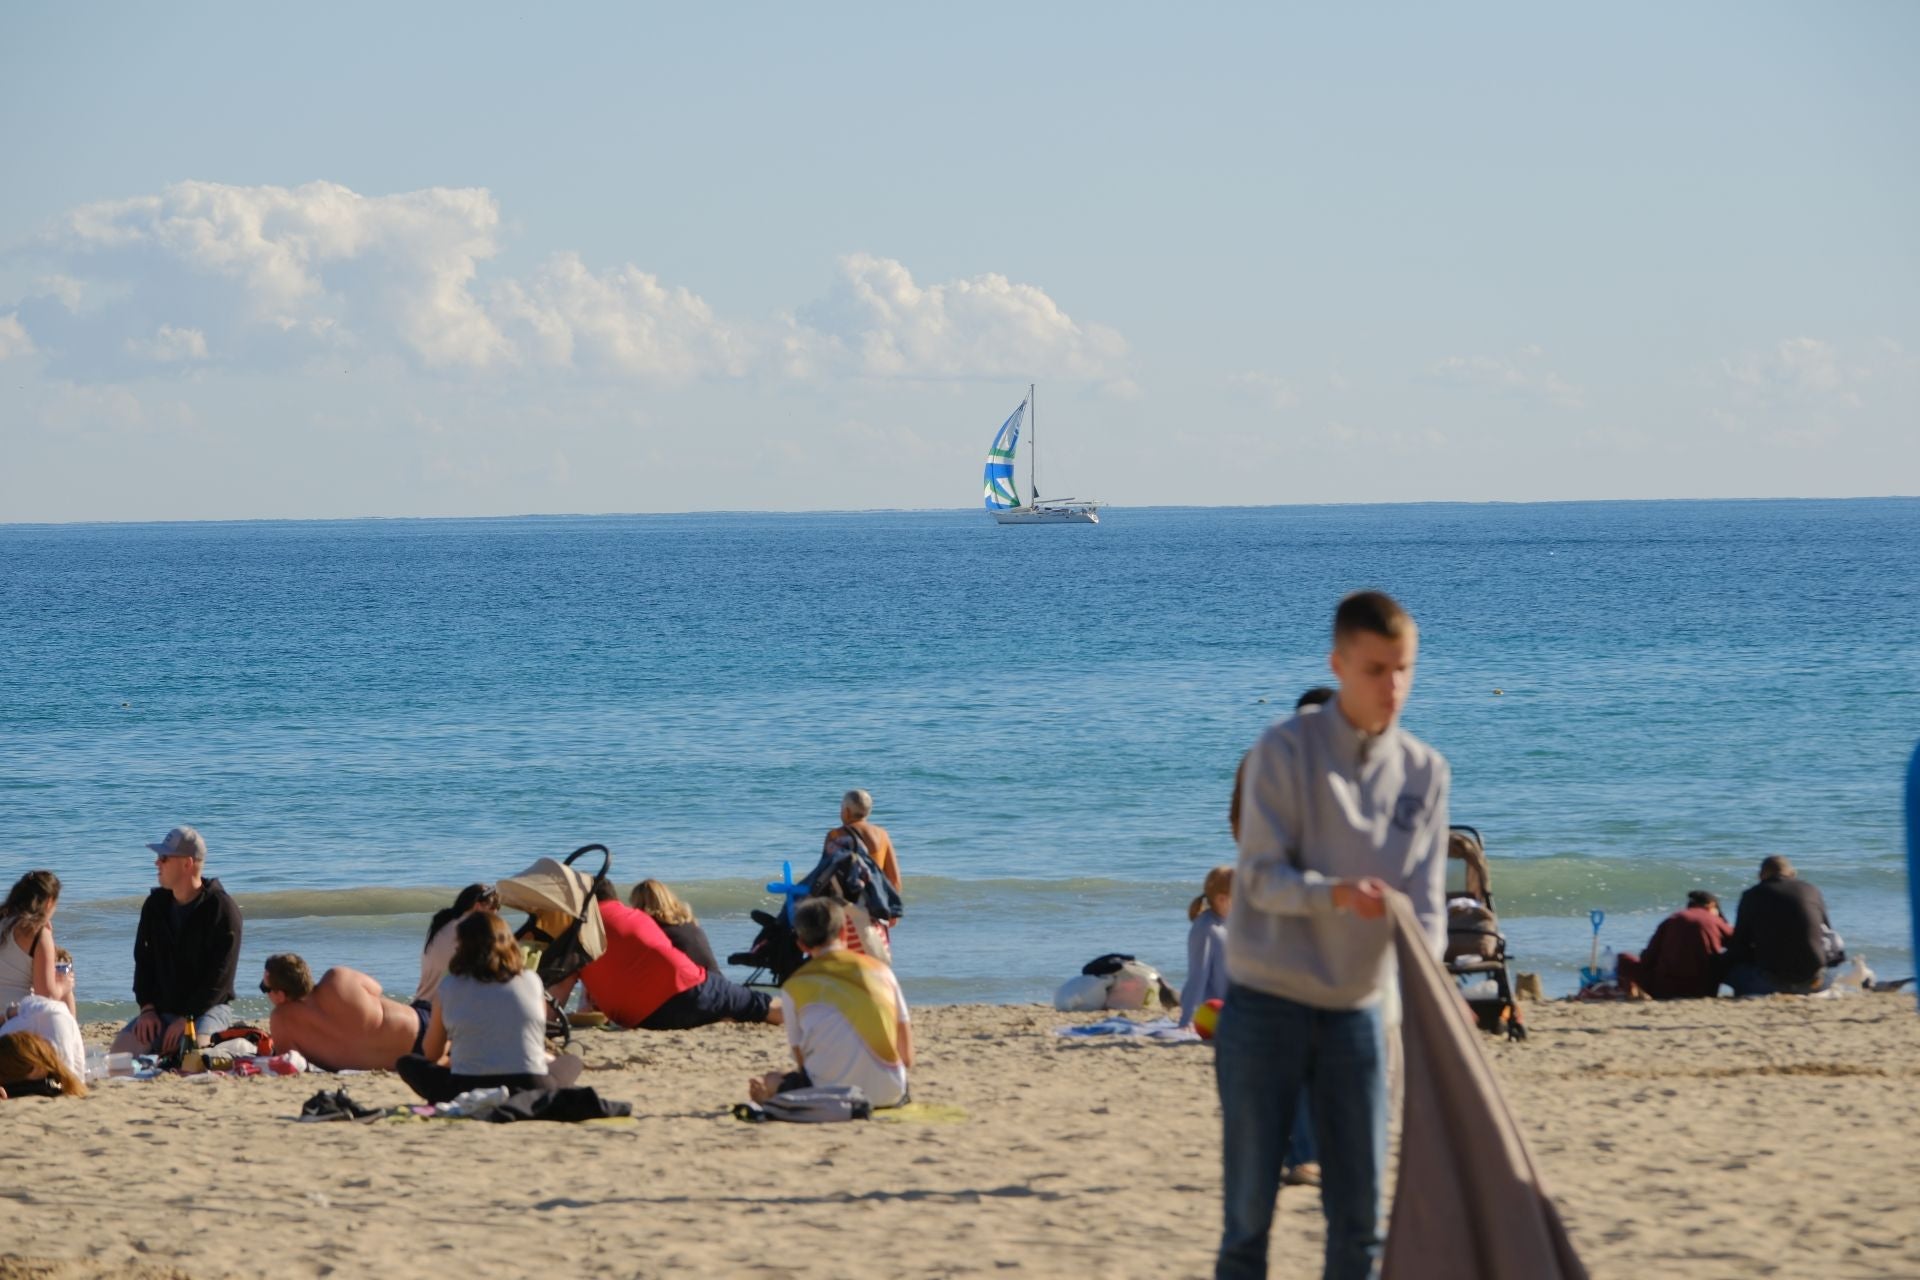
[1448,827,1492,906]
[500,856,607,964]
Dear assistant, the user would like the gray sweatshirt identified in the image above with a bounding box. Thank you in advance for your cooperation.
[1226,702,1450,1010]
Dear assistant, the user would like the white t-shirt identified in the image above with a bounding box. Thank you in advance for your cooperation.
[415,922,459,1004]
[779,963,910,1108]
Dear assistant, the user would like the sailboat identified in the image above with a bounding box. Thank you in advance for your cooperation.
[981,384,1101,524]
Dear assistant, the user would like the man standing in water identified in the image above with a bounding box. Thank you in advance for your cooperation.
[1216,591,1451,1280]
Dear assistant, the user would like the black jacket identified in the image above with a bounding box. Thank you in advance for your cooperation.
[1727,876,1829,986]
[661,920,720,975]
[132,878,243,1017]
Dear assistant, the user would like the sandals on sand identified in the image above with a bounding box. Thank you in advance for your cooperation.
[298,1088,385,1123]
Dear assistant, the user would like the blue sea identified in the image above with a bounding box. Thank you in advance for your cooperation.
[2,499,1915,1024]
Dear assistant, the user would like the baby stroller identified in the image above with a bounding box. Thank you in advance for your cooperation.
[1444,825,1526,1041]
[499,843,612,1048]
[729,833,904,987]
[728,908,809,988]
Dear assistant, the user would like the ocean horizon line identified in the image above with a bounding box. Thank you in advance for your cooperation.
[4,492,1916,531]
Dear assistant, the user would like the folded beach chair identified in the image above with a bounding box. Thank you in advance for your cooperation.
[499,844,612,1047]
[1443,826,1526,1042]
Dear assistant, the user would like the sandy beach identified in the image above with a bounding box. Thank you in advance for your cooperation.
[4,997,1917,1279]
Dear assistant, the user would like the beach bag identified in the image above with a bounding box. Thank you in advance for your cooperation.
[735,1085,873,1124]
[1104,959,1178,1012]
[804,829,904,924]
[1054,974,1110,1011]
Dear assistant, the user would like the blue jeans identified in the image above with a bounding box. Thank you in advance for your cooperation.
[1726,962,1817,996]
[112,1002,235,1054]
[1214,984,1387,1280]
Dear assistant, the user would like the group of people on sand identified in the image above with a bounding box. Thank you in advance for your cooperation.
[1,789,915,1111]
[1616,855,1843,999]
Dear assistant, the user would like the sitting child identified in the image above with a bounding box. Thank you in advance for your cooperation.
[263,954,431,1071]
[749,898,912,1108]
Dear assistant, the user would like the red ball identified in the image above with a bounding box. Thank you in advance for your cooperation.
[1192,997,1225,1041]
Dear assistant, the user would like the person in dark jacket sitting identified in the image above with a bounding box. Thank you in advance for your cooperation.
[110,825,243,1055]
[1725,856,1832,996]
[1616,890,1732,999]
[629,879,720,974]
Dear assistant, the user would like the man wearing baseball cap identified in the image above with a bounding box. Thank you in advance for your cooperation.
[109,825,244,1056]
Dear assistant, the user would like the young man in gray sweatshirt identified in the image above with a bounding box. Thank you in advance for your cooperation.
[1215,590,1451,1280]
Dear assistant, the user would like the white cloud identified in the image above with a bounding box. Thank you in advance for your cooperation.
[0,312,33,360]
[22,184,1130,392]
[126,323,208,362]
[1229,371,1300,411]
[38,275,86,310]
[785,253,1128,383]
[1425,350,1585,408]
[1722,337,1854,404]
[52,179,510,369]
[490,251,746,379]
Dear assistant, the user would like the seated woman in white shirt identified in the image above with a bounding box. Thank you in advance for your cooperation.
[413,882,500,1010]
[0,871,85,1079]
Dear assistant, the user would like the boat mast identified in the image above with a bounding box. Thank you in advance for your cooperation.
[1028,382,1037,506]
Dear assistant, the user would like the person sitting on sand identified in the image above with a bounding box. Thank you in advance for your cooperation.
[749,898,912,1108]
[112,825,244,1057]
[0,871,86,1078]
[1725,856,1832,996]
[556,880,778,1030]
[414,882,500,1008]
[262,954,431,1072]
[0,1029,87,1100]
[1616,890,1732,1000]
[630,879,721,974]
[396,912,555,1104]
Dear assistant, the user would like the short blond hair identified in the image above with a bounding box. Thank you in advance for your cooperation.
[842,789,873,820]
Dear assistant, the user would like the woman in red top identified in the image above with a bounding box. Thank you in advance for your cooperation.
[562,881,777,1029]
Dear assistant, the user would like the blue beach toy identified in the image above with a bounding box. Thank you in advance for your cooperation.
[1578,909,1608,989]
[1906,742,1919,1015]
[766,860,807,924]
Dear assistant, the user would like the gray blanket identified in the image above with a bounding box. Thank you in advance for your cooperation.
[1384,893,1588,1279]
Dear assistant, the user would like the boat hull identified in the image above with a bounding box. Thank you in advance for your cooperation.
[991,505,1099,525]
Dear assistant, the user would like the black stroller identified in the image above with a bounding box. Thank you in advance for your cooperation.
[728,833,903,987]
[500,843,613,1048]
[1444,825,1526,1041]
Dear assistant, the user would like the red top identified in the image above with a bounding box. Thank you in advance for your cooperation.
[579,900,704,1027]
[1636,906,1733,999]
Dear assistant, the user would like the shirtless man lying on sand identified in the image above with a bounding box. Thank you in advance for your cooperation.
[262,954,427,1071]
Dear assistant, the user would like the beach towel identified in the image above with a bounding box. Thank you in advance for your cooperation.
[1052,1016,1198,1043]
[1383,893,1588,1280]
[782,950,902,1065]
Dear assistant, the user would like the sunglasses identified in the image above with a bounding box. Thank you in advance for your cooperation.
[258,979,274,994]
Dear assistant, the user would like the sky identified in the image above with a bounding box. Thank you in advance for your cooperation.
[1,3,1915,522]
